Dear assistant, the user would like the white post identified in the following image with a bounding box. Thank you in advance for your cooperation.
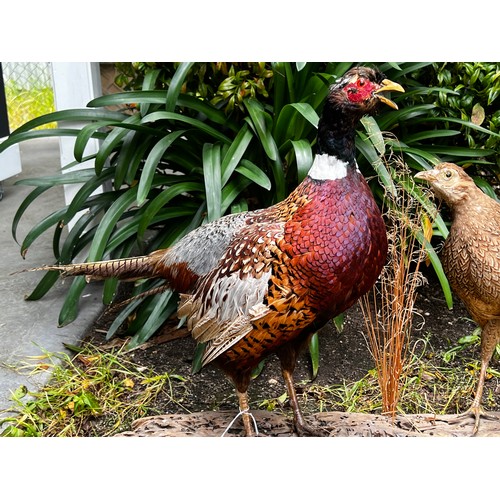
[0,63,22,197]
[51,62,103,228]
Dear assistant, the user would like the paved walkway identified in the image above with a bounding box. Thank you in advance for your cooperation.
[0,138,102,419]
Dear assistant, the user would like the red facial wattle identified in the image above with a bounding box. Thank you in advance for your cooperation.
[344,78,378,103]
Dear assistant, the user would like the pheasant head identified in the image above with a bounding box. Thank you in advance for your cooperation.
[415,162,479,206]
[317,66,404,162]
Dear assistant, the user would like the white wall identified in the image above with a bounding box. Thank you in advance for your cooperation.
[51,62,103,227]
[0,138,22,183]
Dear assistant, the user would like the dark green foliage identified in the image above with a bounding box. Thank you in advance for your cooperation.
[1,62,498,350]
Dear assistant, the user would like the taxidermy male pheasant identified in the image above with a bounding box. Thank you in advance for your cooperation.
[32,67,404,436]
[415,163,500,435]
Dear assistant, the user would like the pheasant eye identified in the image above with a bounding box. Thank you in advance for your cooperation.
[445,170,453,179]
[358,78,365,87]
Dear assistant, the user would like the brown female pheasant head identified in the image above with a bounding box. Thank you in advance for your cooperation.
[415,162,479,206]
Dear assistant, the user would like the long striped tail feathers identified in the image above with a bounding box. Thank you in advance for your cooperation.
[24,254,162,282]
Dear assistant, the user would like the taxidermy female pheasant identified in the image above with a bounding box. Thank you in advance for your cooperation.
[416,163,500,435]
[33,67,404,436]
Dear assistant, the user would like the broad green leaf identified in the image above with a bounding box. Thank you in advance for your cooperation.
[378,104,436,129]
[86,185,139,262]
[20,207,68,257]
[114,131,146,189]
[89,92,231,128]
[140,69,162,116]
[475,177,500,201]
[422,145,495,157]
[361,116,385,155]
[356,134,395,195]
[142,111,231,144]
[416,232,453,309]
[103,278,119,305]
[10,109,126,135]
[203,143,222,222]
[95,114,142,174]
[88,91,168,107]
[63,169,115,225]
[274,102,319,145]
[166,62,195,112]
[24,271,61,301]
[308,332,320,379]
[51,218,64,260]
[400,176,449,238]
[128,291,177,348]
[191,343,206,374]
[230,199,248,214]
[284,63,295,103]
[74,120,120,162]
[271,62,287,119]
[333,313,344,333]
[244,99,278,161]
[0,129,81,154]
[221,124,253,186]
[60,208,99,263]
[235,160,272,190]
[404,129,460,144]
[416,116,500,138]
[59,276,88,326]
[14,169,97,187]
[109,207,196,252]
[11,185,52,244]
[270,157,287,202]
[137,129,187,205]
[221,176,252,214]
[106,296,143,340]
[291,139,313,182]
[137,181,203,238]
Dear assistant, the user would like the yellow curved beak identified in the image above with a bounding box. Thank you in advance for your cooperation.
[374,79,405,109]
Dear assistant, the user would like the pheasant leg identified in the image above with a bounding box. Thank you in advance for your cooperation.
[281,367,320,436]
[236,389,258,437]
[439,321,500,435]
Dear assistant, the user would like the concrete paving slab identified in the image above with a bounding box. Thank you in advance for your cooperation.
[0,137,103,419]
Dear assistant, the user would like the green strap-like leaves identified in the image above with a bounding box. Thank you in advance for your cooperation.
[11,185,52,244]
[203,143,222,222]
[220,124,254,185]
[166,62,195,112]
[137,181,204,238]
[142,111,231,144]
[137,129,187,205]
[291,139,313,182]
[236,160,272,191]
[244,99,278,161]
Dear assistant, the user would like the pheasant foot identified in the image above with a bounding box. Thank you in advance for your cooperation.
[435,405,500,436]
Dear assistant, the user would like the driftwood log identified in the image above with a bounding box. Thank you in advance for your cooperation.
[115,410,500,437]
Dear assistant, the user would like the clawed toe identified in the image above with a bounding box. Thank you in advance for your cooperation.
[293,420,329,437]
[434,406,499,436]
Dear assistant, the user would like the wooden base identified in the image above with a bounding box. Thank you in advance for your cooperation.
[115,410,500,437]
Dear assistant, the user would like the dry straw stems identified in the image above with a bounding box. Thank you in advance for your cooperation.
[361,159,432,416]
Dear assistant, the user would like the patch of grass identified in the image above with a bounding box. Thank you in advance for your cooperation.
[0,344,189,437]
[260,334,500,420]
[5,82,56,131]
